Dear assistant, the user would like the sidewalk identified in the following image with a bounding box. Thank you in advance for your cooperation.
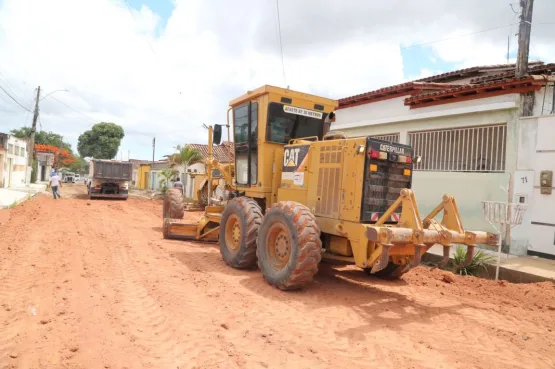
[424,244,555,283]
[0,183,47,209]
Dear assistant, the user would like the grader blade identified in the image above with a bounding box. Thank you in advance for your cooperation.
[162,208,222,242]
[365,189,499,275]
[163,218,201,240]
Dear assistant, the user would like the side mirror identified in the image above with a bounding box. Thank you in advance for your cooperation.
[415,155,422,164]
[213,124,222,145]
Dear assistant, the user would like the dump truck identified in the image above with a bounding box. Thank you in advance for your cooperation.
[163,85,498,290]
[87,159,132,200]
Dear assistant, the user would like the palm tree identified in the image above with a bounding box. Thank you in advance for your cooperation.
[169,144,204,170]
[158,167,177,193]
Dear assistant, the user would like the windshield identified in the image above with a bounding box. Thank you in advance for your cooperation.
[266,102,326,144]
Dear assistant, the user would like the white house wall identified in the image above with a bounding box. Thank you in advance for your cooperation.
[515,115,555,257]
[3,136,29,188]
[334,94,517,131]
[184,162,205,199]
[332,94,520,237]
[533,86,555,116]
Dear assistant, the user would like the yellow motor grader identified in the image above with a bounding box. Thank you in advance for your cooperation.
[163,85,498,290]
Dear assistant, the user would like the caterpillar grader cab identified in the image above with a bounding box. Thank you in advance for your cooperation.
[163,85,499,290]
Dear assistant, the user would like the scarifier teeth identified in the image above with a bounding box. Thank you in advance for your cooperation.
[371,244,392,273]
[463,246,476,267]
[411,244,426,268]
[437,245,451,268]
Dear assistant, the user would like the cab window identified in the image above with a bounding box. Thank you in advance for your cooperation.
[266,102,325,144]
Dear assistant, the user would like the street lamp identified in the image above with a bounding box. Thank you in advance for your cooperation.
[40,89,70,101]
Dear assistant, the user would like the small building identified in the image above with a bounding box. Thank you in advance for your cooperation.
[184,141,235,199]
[129,159,151,187]
[0,133,30,188]
[332,62,555,257]
[150,160,171,191]
[36,152,55,182]
[137,164,151,190]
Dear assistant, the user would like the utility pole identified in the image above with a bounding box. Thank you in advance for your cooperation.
[515,0,534,77]
[28,86,41,168]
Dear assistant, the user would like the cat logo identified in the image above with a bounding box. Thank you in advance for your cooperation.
[283,148,301,167]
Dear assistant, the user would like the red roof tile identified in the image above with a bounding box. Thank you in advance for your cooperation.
[187,142,235,163]
[404,75,547,108]
[415,62,544,83]
[338,82,465,109]
[469,63,555,84]
[338,62,549,110]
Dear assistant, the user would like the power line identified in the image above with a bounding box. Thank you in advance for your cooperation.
[0,71,25,102]
[401,22,518,50]
[47,95,97,124]
[275,0,286,87]
[0,82,32,112]
[123,0,157,56]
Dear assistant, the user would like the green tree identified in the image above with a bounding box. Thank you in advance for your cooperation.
[10,127,72,152]
[158,168,177,194]
[67,156,89,174]
[77,122,124,159]
[169,144,203,169]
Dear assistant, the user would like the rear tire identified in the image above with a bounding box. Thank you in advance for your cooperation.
[364,262,406,280]
[257,201,322,290]
[164,188,185,219]
[219,197,263,269]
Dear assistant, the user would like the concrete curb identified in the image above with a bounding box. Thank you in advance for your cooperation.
[0,186,47,210]
[421,252,555,284]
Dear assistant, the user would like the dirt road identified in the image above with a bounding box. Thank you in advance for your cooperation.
[1,184,554,369]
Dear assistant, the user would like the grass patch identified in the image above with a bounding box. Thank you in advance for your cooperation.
[451,245,496,276]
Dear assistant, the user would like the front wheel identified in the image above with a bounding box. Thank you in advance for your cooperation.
[219,197,263,269]
[257,201,322,290]
[163,188,185,219]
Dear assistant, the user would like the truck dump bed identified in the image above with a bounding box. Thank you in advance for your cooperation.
[92,160,132,180]
[88,160,132,199]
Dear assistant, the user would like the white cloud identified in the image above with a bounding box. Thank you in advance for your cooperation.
[0,0,553,159]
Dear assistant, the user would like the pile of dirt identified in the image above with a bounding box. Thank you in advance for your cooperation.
[404,266,555,312]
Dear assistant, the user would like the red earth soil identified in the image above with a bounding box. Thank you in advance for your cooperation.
[0,183,554,369]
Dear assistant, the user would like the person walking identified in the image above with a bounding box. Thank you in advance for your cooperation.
[49,171,62,199]
[173,177,184,195]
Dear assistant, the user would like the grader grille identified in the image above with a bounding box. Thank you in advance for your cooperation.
[361,138,413,223]
[315,145,342,218]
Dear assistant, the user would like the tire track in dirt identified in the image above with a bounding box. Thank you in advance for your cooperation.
[0,202,56,368]
[58,199,142,369]
[156,240,373,368]
[98,199,238,369]
[115,205,247,369]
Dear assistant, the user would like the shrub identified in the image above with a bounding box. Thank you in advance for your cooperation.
[451,245,495,276]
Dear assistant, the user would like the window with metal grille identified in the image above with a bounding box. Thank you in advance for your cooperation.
[370,133,400,143]
[408,124,507,172]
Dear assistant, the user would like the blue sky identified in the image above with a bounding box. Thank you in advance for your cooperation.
[126,0,173,34]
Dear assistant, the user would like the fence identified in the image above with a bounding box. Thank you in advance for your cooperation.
[370,133,400,143]
[408,124,506,172]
